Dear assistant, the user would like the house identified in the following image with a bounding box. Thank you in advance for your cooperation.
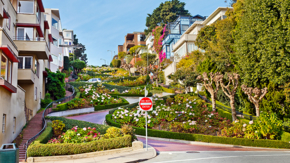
[163,7,232,85]
[121,32,146,53]
[162,15,206,60]
[45,8,64,72]
[63,29,74,55]
[0,0,51,145]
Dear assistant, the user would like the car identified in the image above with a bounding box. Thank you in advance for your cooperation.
[87,78,102,83]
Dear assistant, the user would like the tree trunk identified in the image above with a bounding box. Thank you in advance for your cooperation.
[230,97,237,121]
[254,102,260,117]
[211,94,216,112]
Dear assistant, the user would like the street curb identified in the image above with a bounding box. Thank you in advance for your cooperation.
[136,135,290,151]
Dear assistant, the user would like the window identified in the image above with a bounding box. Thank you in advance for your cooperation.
[17,27,33,41]
[52,18,58,29]
[1,55,12,82]
[13,117,16,134]
[6,15,10,30]
[65,32,70,37]
[69,50,71,53]
[53,37,58,46]
[34,87,37,101]
[18,57,32,69]
[182,25,189,31]
[58,39,62,47]
[2,114,6,133]
[18,0,34,14]
[64,42,68,45]
[35,60,39,77]
[36,6,41,22]
[166,45,170,53]
[69,42,71,45]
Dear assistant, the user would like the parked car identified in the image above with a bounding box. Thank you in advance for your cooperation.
[87,78,102,83]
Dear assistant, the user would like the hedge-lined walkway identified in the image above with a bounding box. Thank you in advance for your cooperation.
[18,90,72,162]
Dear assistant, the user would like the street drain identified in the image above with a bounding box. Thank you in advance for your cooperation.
[186,151,200,153]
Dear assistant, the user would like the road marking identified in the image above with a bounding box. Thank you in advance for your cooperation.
[151,156,239,163]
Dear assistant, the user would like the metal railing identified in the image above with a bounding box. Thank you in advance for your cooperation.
[24,83,76,161]
[14,36,46,42]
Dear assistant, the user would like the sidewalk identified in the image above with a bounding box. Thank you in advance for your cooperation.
[31,145,156,163]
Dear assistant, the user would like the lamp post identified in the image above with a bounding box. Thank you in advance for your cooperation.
[100,58,106,65]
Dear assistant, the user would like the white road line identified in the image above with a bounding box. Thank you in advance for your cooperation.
[151,156,239,163]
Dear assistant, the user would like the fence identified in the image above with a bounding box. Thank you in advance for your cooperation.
[24,84,76,161]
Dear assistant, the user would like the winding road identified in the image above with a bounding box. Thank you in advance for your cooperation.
[67,97,290,163]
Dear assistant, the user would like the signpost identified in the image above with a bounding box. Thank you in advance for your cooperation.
[139,89,152,151]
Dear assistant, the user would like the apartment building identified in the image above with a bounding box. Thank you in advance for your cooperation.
[162,15,205,60]
[63,29,74,56]
[0,0,27,145]
[121,32,146,53]
[163,7,231,85]
[145,32,154,54]
[45,8,64,72]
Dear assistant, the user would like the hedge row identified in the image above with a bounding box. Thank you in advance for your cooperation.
[161,87,175,93]
[109,93,152,97]
[102,83,133,93]
[27,135,132,157]
[104,76,138,83]
[109,102,139,114]
[46,116,110,134]
[33,122,53,144]
[106,114,290,149]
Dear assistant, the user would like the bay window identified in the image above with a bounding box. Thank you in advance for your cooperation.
[1,54,12,83]
[18,56,32,69]
[53,37,58,46]
[17,27,33,41]
[52,18,58,29]
[18,0,34,14]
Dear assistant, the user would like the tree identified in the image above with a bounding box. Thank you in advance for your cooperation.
[216,73,240,121]
[129,45,144,55]
[45,68,66,100]
[69,53,74,62]
[118,52,127,60]
[135,60,146,68]
[145,0,191,35]
[141,53,156,66]
[197,72,221,111]
[112,59,121,68]
[63,56,70,70]
[125,55,133,64]
[241,85,268,117]
[235,0,290,87]
[70,59,86,74]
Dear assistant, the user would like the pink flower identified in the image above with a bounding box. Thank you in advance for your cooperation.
[88,127,91,129]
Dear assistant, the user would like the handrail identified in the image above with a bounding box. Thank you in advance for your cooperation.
[24,83,76,161]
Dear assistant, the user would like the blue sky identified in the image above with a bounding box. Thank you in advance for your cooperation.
[43,0,231,66]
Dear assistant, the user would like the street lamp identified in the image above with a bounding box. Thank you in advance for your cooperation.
[100,58,106,65]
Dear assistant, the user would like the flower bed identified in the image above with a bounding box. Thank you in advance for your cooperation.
[28,117,133,157]
[108,93,290,142]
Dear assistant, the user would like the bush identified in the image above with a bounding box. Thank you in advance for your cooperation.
[52,120,65,136]
[104,127,121,139]
[41,93,53,108]
[106,114,290,149]
[46,116,109,134]
[281,132,290,142]
[33,122,53,144]
[53,103,68,112]
[27,135,132,157]
[162,87,175,93]
[63,56,70,70]
[112,59,121,68]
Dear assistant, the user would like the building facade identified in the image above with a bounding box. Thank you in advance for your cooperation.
[121,32,146,53]
[63,29,74,56]
[45,8,64,72]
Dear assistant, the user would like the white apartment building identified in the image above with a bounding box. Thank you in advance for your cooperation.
[45,8,64,72]
[63,29,74,56]
[163,7,232,85]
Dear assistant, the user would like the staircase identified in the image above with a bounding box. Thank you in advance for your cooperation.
[19,111,44,162]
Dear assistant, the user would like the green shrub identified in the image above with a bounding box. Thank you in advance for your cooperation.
[112,59,121,68]
[46,116,110,134]
[161,87,175,93]
[33,122,53,144]
[41,93,53,108]
[281,132,290,142]
[104,127,121,139]
[27,135,132,157]
[106,114,290,149]
[53,103,68,112]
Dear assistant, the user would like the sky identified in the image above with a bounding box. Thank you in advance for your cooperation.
[43,0,231,66]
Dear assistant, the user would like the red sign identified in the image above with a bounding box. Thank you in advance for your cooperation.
[139,97,153,111]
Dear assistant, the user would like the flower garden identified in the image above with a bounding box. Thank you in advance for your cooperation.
[27,117,134,157]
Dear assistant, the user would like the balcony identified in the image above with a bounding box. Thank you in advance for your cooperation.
[18,69,35,84]
[173,34,197,52]
[0,79,17,93]
[14,37,49,59]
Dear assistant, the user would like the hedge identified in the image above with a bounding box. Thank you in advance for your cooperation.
[27,135,132,157]
[46,116,110,134]
[106,114,290,149]
[281,132,290,142]
[109,92,152,97]
[54,103,68,111]
[161,87,175,93]
[109,102,139,114]
[94,102,129,111]
[33,122,53,144]
[105,76,138,83]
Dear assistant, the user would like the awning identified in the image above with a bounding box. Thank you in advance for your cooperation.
[44,20,49,29]
[0,45,19,62]
[3,9,9,19]
[37,0,45,12]
[16,23,44,37]
[165,38,174,44]
[43,71,48,77]
[48,34,53,43]
[0,79,17,93]
[49,55,53,62]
